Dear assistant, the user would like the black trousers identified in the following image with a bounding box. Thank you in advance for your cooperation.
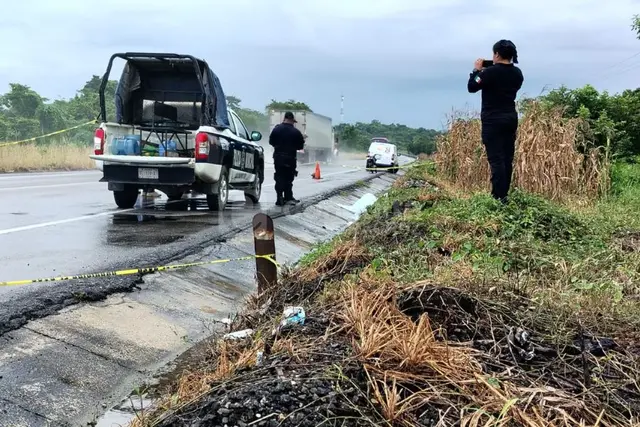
[481,119,518,202]
[274,165,296,201]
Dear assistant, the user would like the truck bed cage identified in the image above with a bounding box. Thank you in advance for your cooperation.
[98,52,230,129]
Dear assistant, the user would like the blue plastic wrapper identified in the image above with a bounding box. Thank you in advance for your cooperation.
[280,306,306,327]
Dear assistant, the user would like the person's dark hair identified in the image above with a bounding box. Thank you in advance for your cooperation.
[493,39,518,64]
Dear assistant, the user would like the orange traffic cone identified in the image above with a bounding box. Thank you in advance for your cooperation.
[312,161,321,180]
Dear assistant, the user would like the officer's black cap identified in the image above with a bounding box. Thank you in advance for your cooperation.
[284,111,297,123]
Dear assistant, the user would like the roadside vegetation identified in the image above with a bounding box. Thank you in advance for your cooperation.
[0,143,93,172]
[437,100,610,202]
[129,157,640,426]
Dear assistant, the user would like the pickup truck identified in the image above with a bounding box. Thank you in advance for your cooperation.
[90,52,265,211]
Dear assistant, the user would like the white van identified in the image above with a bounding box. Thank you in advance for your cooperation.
[367,141,399,173]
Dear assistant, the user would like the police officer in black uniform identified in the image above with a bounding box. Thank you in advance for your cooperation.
[468,39,524,204]
[269,111,305,206]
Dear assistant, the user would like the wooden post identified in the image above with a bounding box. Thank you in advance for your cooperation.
[252,213,277,293]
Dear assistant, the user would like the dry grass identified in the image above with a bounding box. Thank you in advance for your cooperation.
[297,240,372,283]
[0,143,94,173]
[334,278,634,427]
[435,101,610,201]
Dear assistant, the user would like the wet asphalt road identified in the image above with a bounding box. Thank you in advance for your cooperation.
[0,158,384,295]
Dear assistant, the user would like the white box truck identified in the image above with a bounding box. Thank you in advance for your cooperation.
[269,110,335,164]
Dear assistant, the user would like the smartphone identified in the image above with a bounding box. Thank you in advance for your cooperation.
[482,60,494,68]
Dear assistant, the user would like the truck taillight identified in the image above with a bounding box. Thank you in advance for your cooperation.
[94,128,105,155]
[195,132,209,160]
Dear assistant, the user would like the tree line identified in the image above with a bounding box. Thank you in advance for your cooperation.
[0,80,440,155]
[527,85,640,159]
[0,76,117,145]
[231,97,442,155]
[3,65,640,159]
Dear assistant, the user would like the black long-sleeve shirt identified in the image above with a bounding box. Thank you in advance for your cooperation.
[468,63,524,123]
[269,123,305,167]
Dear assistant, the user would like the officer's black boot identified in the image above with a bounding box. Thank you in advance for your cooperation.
[283,183,299,205]
[284,192,300,204]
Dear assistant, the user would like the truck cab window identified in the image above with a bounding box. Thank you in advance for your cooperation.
[227,112,237,134]
[232,112,250,140]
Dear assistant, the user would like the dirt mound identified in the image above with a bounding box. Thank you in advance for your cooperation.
[154,316,378,427]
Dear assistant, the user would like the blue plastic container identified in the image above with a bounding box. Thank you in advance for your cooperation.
[111,135,140,155]
[159,140,178,157]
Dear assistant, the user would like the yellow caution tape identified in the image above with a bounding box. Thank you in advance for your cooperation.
[0,120,97,148]
[0,254,278,287]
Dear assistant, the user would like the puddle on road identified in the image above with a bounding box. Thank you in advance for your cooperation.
[103,193,258,248]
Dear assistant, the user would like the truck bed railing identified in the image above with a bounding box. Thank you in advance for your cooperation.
[99,52,206,124]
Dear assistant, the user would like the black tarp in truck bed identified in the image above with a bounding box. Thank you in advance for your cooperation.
[100,53,230,129]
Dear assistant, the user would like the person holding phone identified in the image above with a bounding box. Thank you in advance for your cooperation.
[467,39,524,204]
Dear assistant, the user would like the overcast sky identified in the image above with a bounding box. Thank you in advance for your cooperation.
[1,0,639,130]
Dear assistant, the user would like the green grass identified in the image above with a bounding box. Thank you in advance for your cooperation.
[590,157,640,230]
[349,160,640,339]
[297,236,342,267]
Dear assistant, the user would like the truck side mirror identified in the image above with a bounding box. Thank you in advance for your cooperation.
[250,131,262,142]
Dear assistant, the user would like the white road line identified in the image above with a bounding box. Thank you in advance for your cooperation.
[0,182,99,191]
[0,209,135,236]
[0,171,100,180]
[0,168,363,236]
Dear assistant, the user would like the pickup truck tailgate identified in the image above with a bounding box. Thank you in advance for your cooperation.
[90,154,193,166]
[90,154,196,184]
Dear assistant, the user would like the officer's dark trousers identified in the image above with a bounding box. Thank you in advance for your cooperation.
[481,119,518,202]
[274,164,296,202]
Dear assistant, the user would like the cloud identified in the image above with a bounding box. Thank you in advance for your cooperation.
[0,0,639,129]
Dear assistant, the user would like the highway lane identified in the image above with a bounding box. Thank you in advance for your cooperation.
[0,156,394,293]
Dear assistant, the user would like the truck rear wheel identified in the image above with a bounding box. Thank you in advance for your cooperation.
[244,169,262,205]
[113,186,139,209]
[207,167,229,211]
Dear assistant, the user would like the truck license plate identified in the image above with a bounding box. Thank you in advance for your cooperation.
[138,168,159,180]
